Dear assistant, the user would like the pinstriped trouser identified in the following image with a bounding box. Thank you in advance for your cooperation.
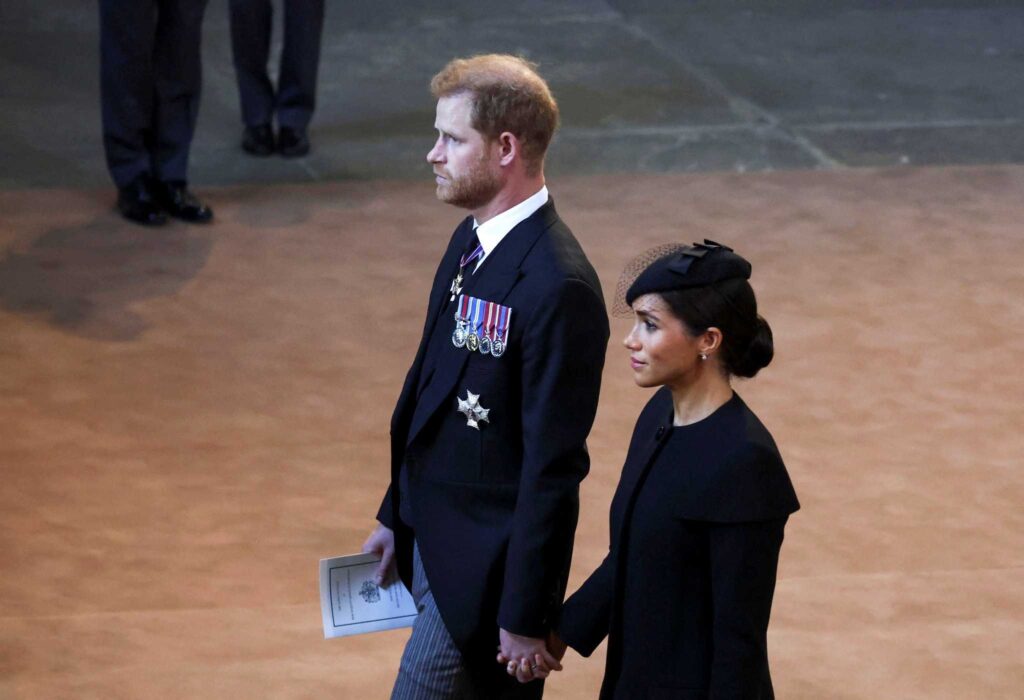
[390,543,476,700]
[390,544,545,700]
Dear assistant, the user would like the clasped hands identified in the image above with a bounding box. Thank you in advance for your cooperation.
[364,525,568,685]
[496,628,567,684]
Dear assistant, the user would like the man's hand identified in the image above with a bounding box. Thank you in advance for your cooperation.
[496,628,563,683]
[361,523,397,587]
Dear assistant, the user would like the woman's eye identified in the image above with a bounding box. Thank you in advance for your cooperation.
[644,321,656,331]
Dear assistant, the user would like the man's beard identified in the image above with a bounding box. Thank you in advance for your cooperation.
[436,156,502,210]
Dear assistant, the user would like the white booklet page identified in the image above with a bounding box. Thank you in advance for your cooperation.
[319,552,418,639]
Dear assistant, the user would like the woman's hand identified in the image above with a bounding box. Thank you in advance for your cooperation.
[547,629,567,662]
[496,628,563,683]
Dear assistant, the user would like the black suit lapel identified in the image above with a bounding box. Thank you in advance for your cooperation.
[404,201,557,447]
[423,218,475,339]
[391,217,473,438]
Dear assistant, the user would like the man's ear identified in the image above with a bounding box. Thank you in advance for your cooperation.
[497,132,519,167]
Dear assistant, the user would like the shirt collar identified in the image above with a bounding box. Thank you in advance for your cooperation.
[473,186,549,263]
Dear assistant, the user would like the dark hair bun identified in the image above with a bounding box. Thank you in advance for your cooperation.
[729,315,774,378]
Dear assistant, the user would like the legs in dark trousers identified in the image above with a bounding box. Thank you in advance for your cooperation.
[99,0,208,187]
[277,0,324,129]
[152,0,208,183]
[100,0,158,188]
[229,0,324,130]
[228,0,275,127]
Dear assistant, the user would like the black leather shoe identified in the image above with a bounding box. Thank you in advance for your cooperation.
[117,176,168,226]
[277,126,310,157]
[242,124,275,156]
[152,180,213,223]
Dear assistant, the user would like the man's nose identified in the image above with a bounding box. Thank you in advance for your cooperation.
[426,140,442,164]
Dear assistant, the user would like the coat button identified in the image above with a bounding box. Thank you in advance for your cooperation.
[655,425,665,439]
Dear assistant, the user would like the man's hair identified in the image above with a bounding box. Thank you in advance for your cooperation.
[431,54,559,175]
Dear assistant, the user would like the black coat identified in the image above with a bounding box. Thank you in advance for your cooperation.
[558,389,799,700]
[377,201,609,671]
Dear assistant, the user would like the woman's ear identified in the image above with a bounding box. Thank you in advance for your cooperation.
[701,327,723,356]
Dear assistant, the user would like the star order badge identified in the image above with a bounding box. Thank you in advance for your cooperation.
[457,390,490,430]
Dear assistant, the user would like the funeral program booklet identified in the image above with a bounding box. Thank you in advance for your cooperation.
[319,552,418,639]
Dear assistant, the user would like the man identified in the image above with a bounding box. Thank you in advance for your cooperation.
[229,0,324,157]
[362,55,609,699]
[99,0,214,226]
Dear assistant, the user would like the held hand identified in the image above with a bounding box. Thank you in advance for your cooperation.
[361,523,397,587]
[547,629,567,662]
[496,628,563,683]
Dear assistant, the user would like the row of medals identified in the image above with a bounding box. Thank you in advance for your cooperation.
[452,312,506,357]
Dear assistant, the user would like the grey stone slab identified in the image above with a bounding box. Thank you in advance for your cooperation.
[549,126,821,176]
[0,0,99,33]
[0,30,99,101]
[5,0,1024,190]
[309,15,739,135]
[186,145,319,188]
[618,5,1024,125]
[797,122,1024,168]
[0,146,106,190]
[608,1,1024,18]
[326,0,619,31]
[0,97,103,159]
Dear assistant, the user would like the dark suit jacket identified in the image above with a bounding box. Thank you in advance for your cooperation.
[558,389,800,700]
[377,200,609,670]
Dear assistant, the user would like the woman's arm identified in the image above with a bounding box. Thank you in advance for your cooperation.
[707,517,788,696]
[556,551,617,657]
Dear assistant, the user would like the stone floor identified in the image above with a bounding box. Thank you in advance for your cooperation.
[1,2,1023,699]
[2,166,1023,699]
[1,1,1024,189]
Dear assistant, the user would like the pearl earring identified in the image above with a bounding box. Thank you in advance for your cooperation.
[699,353,708,361]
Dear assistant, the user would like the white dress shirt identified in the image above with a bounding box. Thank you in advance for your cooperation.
[472,186,549,270]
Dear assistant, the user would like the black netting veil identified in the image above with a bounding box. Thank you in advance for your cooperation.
[612,243,691,317]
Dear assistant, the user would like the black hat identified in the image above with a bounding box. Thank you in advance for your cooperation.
[625,240,752,306]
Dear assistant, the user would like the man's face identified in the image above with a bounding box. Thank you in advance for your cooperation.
[426,93,502,210]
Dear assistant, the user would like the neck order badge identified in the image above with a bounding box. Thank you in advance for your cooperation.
[451,294,512,358]
[449,235,484,302]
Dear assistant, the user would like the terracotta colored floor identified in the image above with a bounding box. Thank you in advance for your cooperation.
[1,166,1022,699]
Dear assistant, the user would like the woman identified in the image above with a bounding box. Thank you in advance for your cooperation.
[550,240,798,698]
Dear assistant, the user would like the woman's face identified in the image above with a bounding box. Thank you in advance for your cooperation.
[624,293,703,389]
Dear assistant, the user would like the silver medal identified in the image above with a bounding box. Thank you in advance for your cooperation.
[457,390,490,430]
[452,317,468,348]
[490,337,505,358]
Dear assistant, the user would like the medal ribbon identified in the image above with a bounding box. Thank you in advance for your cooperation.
[483,302,496,342]
[459,239,484,272]
[496,304,511,346]
[470,296,485,337]
[456,295,513,353]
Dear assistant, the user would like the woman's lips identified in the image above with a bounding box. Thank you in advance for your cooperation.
[630,358,645,370]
